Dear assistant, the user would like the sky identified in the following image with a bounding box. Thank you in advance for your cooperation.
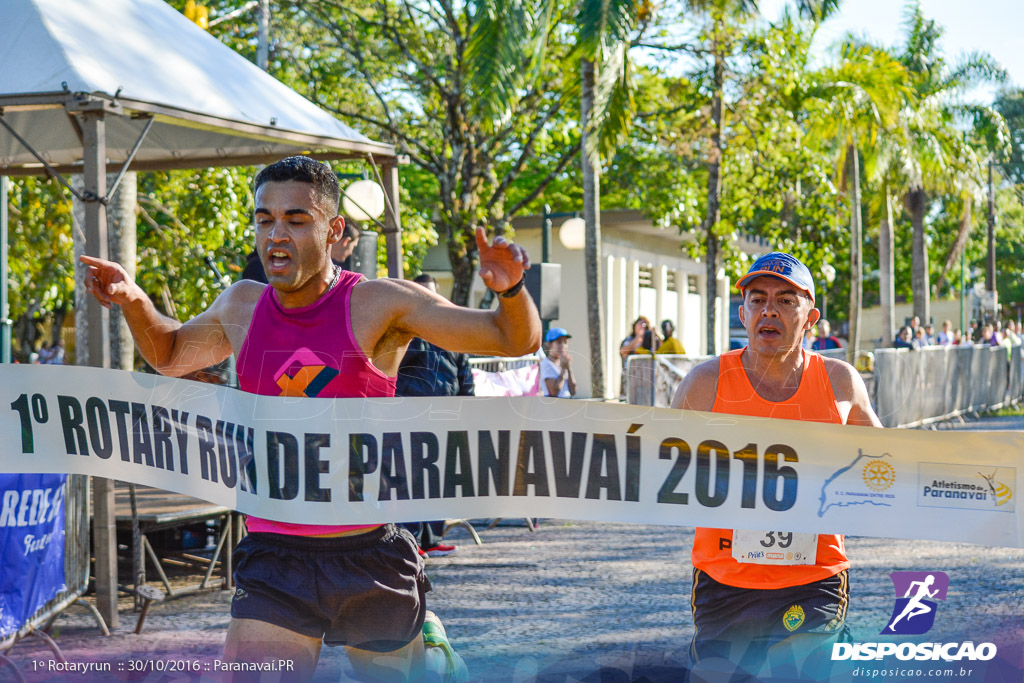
[758,0,1024,103]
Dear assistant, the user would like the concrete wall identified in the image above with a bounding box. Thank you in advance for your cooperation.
[858,299,967,346]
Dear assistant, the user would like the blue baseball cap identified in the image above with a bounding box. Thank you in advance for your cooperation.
[545,327,572,343]
[737,252,816,303]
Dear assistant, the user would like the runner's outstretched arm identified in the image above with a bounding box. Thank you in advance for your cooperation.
[79,255,240,376]
[354,228,541,366]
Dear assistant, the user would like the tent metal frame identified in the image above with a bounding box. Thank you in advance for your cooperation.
[1,91,405,629]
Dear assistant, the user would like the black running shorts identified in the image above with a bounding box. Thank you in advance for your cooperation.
[230,524,430,652]
[690,567,850,665]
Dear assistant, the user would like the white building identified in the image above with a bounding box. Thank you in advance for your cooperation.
[420,210,771,399]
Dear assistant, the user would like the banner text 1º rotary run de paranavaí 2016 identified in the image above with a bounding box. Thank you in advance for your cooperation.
[1,365,1021,548]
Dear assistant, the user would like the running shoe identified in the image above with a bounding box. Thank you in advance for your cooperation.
[424,543,458,557]
[422,611,469,683]
[417,546,428,559]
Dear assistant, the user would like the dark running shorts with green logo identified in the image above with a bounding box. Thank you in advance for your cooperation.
[689,567,850,665]
[231,524,431,652]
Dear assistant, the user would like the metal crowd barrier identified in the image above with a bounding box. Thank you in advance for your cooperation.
[625,354,706,407]
[625,345,1023,428]
[626,349,847,408]
[468,355,539,373]
[874,344,1022,428]
[0,475,107,660]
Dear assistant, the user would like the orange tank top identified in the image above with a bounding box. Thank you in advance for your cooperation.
[691,348,850,589]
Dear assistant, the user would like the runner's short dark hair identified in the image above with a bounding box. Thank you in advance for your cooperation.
[254,156,340,216]
[413,273,437,286]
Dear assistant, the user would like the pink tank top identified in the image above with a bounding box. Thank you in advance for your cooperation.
[237,270,396,535]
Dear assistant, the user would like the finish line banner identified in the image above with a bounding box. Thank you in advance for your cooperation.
[2,365,1022,548]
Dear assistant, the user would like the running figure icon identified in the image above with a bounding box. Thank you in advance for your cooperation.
[887,574,939,632]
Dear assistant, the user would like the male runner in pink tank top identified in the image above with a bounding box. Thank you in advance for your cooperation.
[81,156,541,681]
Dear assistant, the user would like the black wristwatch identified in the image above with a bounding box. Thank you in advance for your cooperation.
[495,275,526,298]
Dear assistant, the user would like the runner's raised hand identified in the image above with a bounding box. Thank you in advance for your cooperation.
[79,255,141,309]
[476,226,530,294]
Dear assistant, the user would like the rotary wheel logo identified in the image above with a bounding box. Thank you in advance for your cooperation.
[863,460,895,491]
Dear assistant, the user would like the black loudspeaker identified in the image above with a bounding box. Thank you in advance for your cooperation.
[524,263,561,321]
[348,230,378,280]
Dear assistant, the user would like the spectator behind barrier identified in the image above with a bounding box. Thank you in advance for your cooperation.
[923,323,936,346]
[540,327,576,398]
[658,319,686,355]
[893,326,915,350]
[1004,320,1021,345]
[619,316,656,398]
[981,324,1000,346]
[811,319,842,351]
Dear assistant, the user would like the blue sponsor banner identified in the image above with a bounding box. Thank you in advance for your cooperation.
[0,473,67,638]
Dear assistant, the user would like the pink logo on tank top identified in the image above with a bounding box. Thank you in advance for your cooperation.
[272,347,340,397]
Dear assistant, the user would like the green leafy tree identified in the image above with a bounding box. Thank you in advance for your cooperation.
[5,178,75,359]
[266,0,582,306]
[469,0,646,393]
[995,89,1024,191]
[808,39,908,356]
[135,167,254,321]
[721,15,851,312]
[640,0,840,354]
[167,0,438,280]
[892,1,1006,323]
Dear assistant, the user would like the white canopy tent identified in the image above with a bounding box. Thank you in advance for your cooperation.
[0,0,404,626]
[0,0,396,168]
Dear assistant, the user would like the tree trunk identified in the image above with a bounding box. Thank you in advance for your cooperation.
[581,57,605,397]
[50,305,67,349]
[986,160,996,309]
[847,142,862,363]
[447,223,478,307]
[906,187,930,324]
[878,188,895,347]
[14,304,40,361]
[108,172,136,371]
[934,199,972,296]
[703,44,724,356]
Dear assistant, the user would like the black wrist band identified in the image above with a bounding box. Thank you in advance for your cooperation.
[495,275,526,299]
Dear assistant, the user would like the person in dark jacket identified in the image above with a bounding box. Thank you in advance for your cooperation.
[395,273,474,556]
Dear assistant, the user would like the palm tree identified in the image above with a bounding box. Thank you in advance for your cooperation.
[808,41,908,359]
[894,2,1006,324]
[469,0,641,397]
[930,110,1011,296]
[679,0,839,355]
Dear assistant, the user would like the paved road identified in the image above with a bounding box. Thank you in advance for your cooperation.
[7,414,1023,682]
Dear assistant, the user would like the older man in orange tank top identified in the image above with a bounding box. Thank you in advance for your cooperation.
[671,252,881,680]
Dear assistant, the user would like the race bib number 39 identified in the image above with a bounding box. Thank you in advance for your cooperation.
[732,530,817,565]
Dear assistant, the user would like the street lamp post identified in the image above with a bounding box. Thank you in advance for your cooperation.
[338,172,386,280]
[542,204,581,263]
[1,176,8,364]
[960,248,966,333]
[540,204,581,337]
[820,263,837,324]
